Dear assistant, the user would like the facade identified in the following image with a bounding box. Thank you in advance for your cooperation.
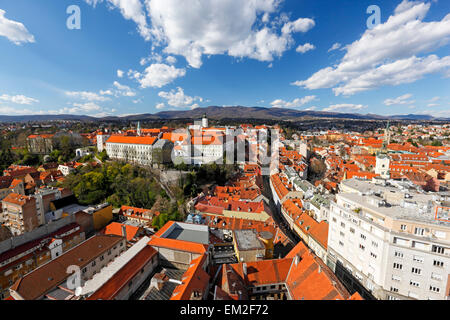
[375,153,390,179]
[9,234,126,300]
[105,136,157,166]
[27,134,54,154]
[0,222,85,300]
[1,193,39,236]
[96,132,111,152]
[327,179,450,300]
[84,237,158,300]
[232,229,267,263]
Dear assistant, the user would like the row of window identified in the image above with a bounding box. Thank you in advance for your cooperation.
[394,251,445,268]
[390,285,441,294]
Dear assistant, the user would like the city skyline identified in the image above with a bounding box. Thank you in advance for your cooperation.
[0,0,449,118]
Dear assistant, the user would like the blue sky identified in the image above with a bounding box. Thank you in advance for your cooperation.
[0,0,449,117]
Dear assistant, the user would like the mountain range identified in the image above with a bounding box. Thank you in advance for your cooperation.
[0,106,446,122]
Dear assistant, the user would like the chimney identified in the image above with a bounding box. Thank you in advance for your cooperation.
[121,224,127,239]
[294,255,299,266]
[242,263,247,277]
[318,265,322,273]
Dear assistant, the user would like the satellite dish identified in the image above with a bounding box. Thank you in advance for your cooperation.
[75,287,82,297]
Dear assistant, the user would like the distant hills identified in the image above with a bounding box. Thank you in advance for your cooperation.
[0,106,446,122]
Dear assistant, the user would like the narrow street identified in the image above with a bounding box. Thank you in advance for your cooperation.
[262,175,300,245]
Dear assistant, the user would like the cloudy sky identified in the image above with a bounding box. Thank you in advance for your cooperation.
[0,0,449,117]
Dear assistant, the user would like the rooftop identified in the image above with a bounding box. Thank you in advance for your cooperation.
[233,229,265,251]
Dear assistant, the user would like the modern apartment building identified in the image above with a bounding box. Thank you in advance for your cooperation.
[1,193,39,236]
[327,178,450,300]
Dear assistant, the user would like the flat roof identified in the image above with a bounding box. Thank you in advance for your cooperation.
[234,229,264,251]
[160,222,209,245]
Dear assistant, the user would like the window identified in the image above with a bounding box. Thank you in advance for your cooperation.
[372,241,378,248]
[433,260,444,268]
[82,268,87,273]
[120,242,123,247]
[340,222,345,228]
[339,241,344,247]
[390,287,399,293]
[108,249,111,255]
[392,275,401,282]
[394,251,404,258]
[100,255,104,261]
[393,263,402,270]
[429,286,440,293]
[92,261,96,267]
[350,227,355,234]
[414,227,424,236]
[332,217,337,223]
[340,231,345,237]
[400,224,407,231]
[431,273,442,281]
[413,255,424,263]
[370,252,377,259]
[411,267,421,275]
[409,280,420,288]
[360,234,366,240]
[359,244,365,251]
[431,245,445,254]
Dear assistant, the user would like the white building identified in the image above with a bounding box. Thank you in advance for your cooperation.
[105,136,157,166]
[327,178,450,300]
[97,132,111,152]
[375,153,390,179]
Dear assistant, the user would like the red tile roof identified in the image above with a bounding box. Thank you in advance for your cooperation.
[87,245,158,300]
[106,135,157,145]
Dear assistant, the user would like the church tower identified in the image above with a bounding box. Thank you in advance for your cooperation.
[375,121,391,179]
[202,113,208,128]
[137,121,141,136]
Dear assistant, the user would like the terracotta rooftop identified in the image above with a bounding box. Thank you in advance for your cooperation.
[10,234,124,300]
[106,135,157,145]
[87,245,158,300]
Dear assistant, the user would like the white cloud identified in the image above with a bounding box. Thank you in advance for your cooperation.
[323,104,367,112]
[0,94,38,105]
[328,42,341,52]
[136,63,186,88]
[158,87,202,109]
[85,0,151,40]
[155,102,165,109]
[293,1,450,95]
[166,56,177,64]
[144,0,315,68]
[384,93,415,106]
[427,103,439,107]
[65,91,111,102]
[296,43,315,54]
[0,106,37,115]
[99,89,113,95]
[113,81,136,96]
[281,18,315,34]
[428,96,440,102]
[271,95,317,108]
[117,69,124,78]
[72,102,102,112]
[0,9,35,45]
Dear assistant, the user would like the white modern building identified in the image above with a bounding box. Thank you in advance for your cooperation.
[327,178,450,300]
